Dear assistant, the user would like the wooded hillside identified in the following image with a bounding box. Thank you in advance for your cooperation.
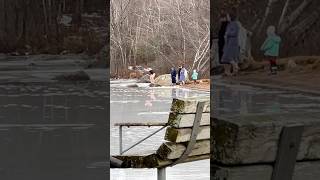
[0,0,107,55]
[110,0,210,78]
[212,0,320,58]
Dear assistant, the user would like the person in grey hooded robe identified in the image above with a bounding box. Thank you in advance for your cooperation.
[221,9,240,76]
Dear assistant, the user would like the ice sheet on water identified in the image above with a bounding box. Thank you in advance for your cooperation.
[110,100,140,104]
[110,79,137,84]
[137,112,170,115]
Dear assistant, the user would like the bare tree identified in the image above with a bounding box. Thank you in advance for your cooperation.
[110,0,209,78]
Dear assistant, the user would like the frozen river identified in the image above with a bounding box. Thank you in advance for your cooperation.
[213,81,320,116]
[0,81,108,180]
[110,81,210,180]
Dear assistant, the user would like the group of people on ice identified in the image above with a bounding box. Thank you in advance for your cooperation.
[170,65,198,86]
[218,8,282,76]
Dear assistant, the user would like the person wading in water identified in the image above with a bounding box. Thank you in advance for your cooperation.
[149,70,156,86]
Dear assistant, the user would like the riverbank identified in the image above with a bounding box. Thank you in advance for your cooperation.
[215,56,320,95]
[181,80,210,92]
[0,54,107,83]
[111,77,210,92]
[219,66,320,95]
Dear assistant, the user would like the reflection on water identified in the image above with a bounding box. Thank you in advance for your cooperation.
[0,82,108,180]
[110,85,209,180]
[213,82,320,116]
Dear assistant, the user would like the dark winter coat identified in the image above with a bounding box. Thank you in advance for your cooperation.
[218,21,229,63]
[222,21,240,63]
[170,68,177,83]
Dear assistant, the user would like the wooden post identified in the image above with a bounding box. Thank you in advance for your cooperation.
[119,125,123,154]
[157,168,166,180]
[272,125,304,180]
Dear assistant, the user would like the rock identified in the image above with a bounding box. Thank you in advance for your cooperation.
[137,74,151,83]
[126,84,139,88]
[53,70,90,81]
[287,59,301,72]
[287,59,297,68]
[60,50,69,55]
[154,74,172,86]
[149,83,161,87]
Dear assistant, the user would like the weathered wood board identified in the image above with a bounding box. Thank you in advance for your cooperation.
[211,161,320,180]
[170,97,210,113]
[114,153,210,168]
[212,113,320,165]
[165,126,210,142]
[168,113,210,128]
[114,122,166,127]
[157,140,210,159]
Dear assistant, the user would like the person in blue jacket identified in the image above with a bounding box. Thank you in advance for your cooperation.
[170,67,177,85]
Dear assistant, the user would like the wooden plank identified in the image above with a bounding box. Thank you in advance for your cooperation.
[157,140,210,159]
[212,113,320,165]
[114,153,210,168]
[168,113,210,128]
[165,126,210,142]
[212,161,320,180]
[113,150,157,168]
[111,157,123,168]
[157,154,210,168]
[114,122,167,127]
[170,97,210,113]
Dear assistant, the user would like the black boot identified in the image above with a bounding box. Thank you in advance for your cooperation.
[270,65,277,75]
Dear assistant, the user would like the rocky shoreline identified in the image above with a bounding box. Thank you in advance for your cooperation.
[0,54,107,83]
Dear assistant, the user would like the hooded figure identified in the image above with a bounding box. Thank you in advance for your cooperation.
[170,67,177,85]
[184,68,188,81]
[177,66,182,81]
[191,69,198,84]
[179,67,186,85]
[221,17,240,64]
[260,26,281,57]
[260,26,282,74]
[221,10,240,76]
[191,70,198,80]
[218,14,229,63]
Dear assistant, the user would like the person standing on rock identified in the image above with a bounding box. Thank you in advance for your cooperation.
[179,66,186,85]
[221,8,240,76]
[170,67,177,86]
[184,67,188,82]
[260,25,281,75]
[177,65,182,84]
[191,69,198,84]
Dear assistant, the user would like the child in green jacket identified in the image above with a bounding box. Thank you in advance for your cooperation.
[191,70,198,84]
[261,26,281,75]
